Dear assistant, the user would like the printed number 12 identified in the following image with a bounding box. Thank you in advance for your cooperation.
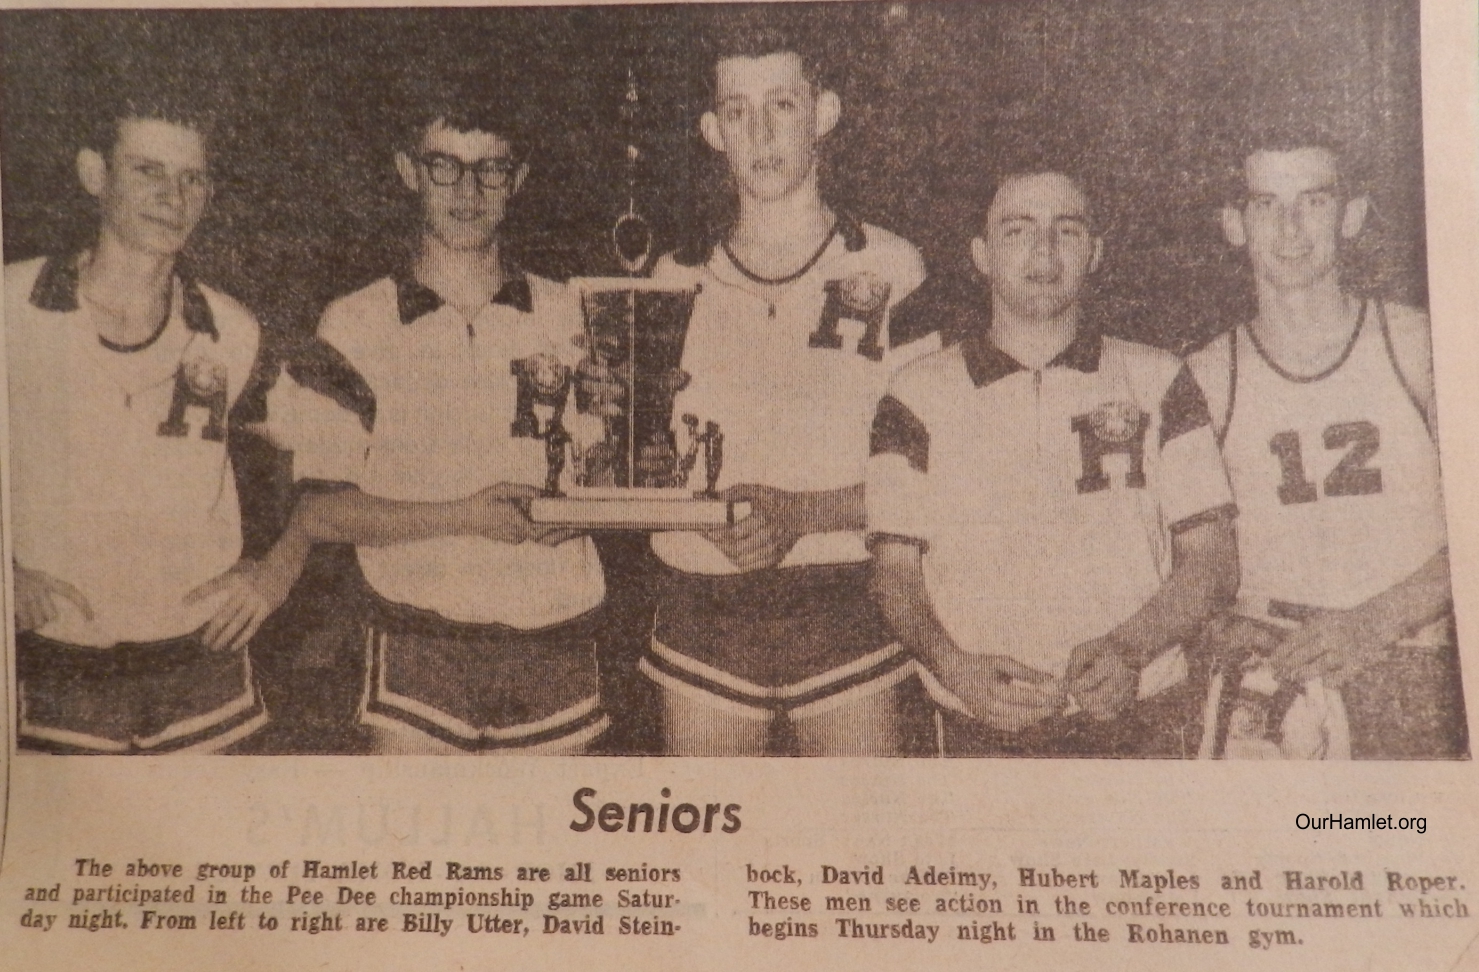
[1269,421,1383,506]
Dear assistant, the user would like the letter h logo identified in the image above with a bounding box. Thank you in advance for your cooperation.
[809,275,891,361]
[1071,403,1148,493]
[157,359,228,441]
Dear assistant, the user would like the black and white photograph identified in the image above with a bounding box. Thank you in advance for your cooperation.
[2,3,1479,970]
[0,0,1468,763]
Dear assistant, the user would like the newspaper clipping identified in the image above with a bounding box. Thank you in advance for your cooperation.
[1,0,1477,969]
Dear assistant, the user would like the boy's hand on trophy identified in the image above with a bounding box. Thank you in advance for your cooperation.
[463,483,544,545]
[464,483,583,547]
[703,484,805,572]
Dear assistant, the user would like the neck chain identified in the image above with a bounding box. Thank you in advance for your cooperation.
[79,253,175,355]
[1247,298,1368,384]
[722,221,839,317]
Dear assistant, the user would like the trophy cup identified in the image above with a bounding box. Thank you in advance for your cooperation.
[527,68,747,530]
[526,278,747,530]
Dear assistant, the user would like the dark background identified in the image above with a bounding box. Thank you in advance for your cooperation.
[0,0,1428,754]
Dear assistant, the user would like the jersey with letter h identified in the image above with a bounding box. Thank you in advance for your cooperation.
[870,330,1231,678]
[5,256,259,646]
[650,221,932,575]
[267,273,604,628]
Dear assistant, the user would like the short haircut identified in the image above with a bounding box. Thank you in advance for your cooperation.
[702,11,831,101]
[977,140,1101,236]
[393,68,531,161]
[1224,119,1363,205]
[82,80,219,158]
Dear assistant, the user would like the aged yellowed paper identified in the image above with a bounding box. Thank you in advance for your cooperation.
[0,1,1477,968]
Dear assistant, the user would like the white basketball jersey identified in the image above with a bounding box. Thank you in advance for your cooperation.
[1217,302,1446,612]
[268,273,605,629]
[6,256,260,646]
[648,217,931,575]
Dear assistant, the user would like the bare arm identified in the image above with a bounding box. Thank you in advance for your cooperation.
[704,483,865,572]
[1109,517,1239,666]
[1065,516,1239,718]
[293,486,482,548]
[1273,549,1452,686]
[190,482,563,652]
[1355,548,1452,643]
[870,539,960,667]
[269,481,562,580]
[870,540,1063,732]
[799,482,866,533]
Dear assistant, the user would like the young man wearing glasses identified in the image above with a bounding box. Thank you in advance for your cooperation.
[261,79,608,754]
[6,88,274,752]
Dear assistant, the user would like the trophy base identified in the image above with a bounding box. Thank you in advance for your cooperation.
[528,489,750,530]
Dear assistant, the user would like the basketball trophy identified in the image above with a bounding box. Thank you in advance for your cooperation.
[527,69,746,531]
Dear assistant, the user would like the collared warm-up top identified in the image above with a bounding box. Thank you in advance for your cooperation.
[267,273,604,629]
[649,215,934,575]
[6,254,261,647]
[867,322,1235,679]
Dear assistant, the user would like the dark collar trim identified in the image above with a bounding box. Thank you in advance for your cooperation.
[99,308,171,353]
[493,276,533,313]
[1245,298,1366,384]
[394,274,444,324]
[961,325,1025,388]
[836,210,867,252]
[180,273,218,341]
[30,253,217,341]
[393,271,533,324]
[1046,326,1103,373]
[30,254,81,312]
[962,322,1103,388]
[722,223,839,286]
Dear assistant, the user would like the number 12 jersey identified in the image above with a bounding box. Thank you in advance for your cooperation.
[1194,300,1447,615]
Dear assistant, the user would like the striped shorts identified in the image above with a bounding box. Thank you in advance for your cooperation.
[17,630,267,754]
[360,593,608,752]
[641,562,914,718]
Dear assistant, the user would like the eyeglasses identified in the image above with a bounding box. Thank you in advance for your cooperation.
[418,152,519,190]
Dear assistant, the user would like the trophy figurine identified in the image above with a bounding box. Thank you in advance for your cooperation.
[675,413,702,486]
[526,279,747,530]
[543,421,571,498]
[700,421,723,499]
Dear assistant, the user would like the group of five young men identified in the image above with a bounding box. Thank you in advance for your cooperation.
[8,28,1462,759]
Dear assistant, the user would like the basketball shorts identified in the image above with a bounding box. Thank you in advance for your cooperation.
[360,592,608,752]
[641,562,914,718]
[1232,596,1468,759]
[17,630,267,754]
